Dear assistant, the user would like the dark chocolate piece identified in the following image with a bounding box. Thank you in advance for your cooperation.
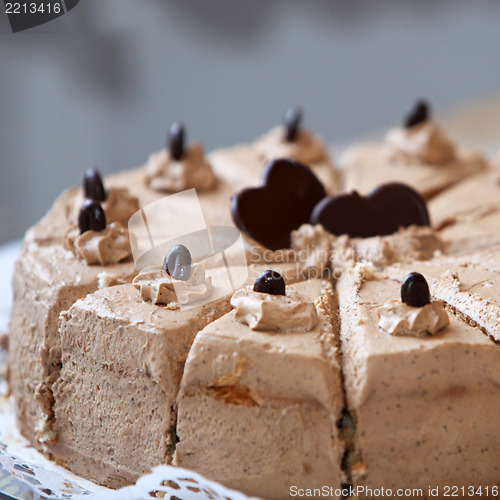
[283,105,303,142]
[163,244,192,281]
[310,182,429,238]
[78,199,106,234]
[168,122,185,161]
[401,272,430,307]
[83,168,106,202]
[253,270,286,296]
[403,99,430,129]
[231,158,326,251]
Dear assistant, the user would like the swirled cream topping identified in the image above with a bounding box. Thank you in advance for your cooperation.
[230,287,318,332]
[70,187,139,227]
[64,222,132,266]
[291,224,335,278]
[145,143,217,192]
[385,121,456,164]
[132,264,212,306]
[378,299,449,337]
[254,126,327,164]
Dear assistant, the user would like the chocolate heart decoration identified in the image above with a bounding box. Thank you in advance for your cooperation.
[231,158,326,251]
[310,182,430,238]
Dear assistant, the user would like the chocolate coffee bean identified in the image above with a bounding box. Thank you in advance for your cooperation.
[403,99,430,129]
[163,244,192,281]
[78,199,106,234]
[283,105,303,142]
[253,270,286,296]
[401,272,431,307]
[168,121,185,161]
[83,168,106,202]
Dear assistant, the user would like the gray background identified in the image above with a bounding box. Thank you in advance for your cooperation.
[1,0,500,244]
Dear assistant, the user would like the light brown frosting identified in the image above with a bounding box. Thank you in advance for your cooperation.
[291,223,336,278]
[253,125,327,164]
[64,222,132,266]
[378,299,449,337]
[251,224,443,281]
[145,143,217,192]
[132,264,212,306]
[352,225,445,266]
[71,187,139,227]
[385,121,456,164]
[230,286,318,332]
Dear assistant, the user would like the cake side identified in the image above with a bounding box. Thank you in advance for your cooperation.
[337,268,500,491]
[8,245,137,448]
[46,283,232,488]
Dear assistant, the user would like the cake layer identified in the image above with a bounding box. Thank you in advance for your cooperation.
[8,245,137,448]
[337,268,500,491]
[174,280,345,499]
[48,283,232,488]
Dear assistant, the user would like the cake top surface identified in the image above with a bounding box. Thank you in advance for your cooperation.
[19,242,136,288]
[70,283,230,333]
[338,268,495,357]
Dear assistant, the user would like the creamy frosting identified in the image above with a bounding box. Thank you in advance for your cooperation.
[291,224,335,278]
[385,121,456,164]
[145,142,217,192]
[352,225,445,267]
[253,125,327,164]
[64,222,132,266]
[378,299,449,337]
[230,286,318,332]
[132,263,212,306]
[71,187,139,227]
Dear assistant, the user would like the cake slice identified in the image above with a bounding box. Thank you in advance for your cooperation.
[342,100,486,199]
[47,255,234,487]
[336,266,500,491]
[174,274,345,499]
[8,240,137,449]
